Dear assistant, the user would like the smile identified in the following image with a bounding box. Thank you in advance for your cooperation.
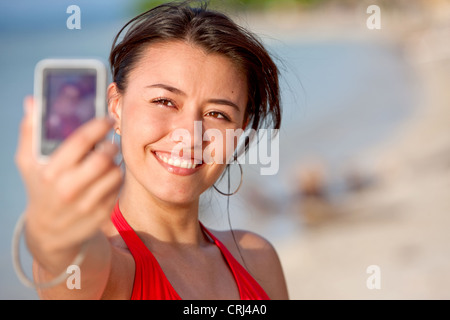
[152,151,204,175]
[155,151,200,168]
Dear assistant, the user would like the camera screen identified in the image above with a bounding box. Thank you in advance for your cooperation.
[43,69,97,141]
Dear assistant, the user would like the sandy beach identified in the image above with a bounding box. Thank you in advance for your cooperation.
[244,2,450,299]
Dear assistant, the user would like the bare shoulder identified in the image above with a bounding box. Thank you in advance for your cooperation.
[100,222,135,300]
[211,228,289,300]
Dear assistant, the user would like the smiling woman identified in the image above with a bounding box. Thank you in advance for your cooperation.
[15,0,288,300]
[109,41,250,204]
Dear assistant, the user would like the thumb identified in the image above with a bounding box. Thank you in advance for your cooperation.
[15,96,37,175]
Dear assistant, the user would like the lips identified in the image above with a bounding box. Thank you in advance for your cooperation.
[152,150,204,176]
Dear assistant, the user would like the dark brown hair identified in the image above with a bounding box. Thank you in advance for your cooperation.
[110,0,281,143]
[110,1,281,270]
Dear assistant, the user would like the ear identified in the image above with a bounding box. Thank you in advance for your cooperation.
[107,82,122,131]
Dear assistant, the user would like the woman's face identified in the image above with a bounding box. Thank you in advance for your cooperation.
[110,40,248,205]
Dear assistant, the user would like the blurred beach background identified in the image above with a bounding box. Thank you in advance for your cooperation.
[1,0,449,299]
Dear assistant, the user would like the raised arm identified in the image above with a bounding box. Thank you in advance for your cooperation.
[15,96,126,299]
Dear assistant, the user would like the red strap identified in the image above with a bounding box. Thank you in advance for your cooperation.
[112,202,269,300]
[111,202,180,300]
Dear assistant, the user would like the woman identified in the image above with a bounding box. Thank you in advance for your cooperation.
[15,1,289,300]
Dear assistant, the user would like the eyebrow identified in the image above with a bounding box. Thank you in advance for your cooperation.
[146,83,186,96]
[145,83,241,112]
[207,99,240,112]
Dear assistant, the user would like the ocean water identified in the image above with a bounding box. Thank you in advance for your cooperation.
[0,2,418,299]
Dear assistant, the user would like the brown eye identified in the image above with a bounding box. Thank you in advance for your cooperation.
[153,98,175,107]
[206,111,229,121]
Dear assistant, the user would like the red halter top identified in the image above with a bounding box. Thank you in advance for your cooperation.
[111,202,270,300]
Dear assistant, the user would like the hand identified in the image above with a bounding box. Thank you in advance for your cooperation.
[15,96,123,274]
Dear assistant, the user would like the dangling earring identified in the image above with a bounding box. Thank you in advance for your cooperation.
[111,127,120,145]
[111,128,123,166]
[213,157,243,196]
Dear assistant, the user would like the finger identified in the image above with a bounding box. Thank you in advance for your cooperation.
[15,96,37,175]
[76,165,122,221]
[45,117,114,180]
[73,189,120,244]
[55,141,119,203]
[55,167,123,245]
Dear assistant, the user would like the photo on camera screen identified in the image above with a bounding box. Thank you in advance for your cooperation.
[44,70,97,142]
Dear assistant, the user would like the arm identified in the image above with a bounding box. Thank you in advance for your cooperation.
[16,96,127,299]
[32,232,112,299]
[32,233,135,300]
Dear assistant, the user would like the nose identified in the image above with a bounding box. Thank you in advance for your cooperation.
[170,108,204,162]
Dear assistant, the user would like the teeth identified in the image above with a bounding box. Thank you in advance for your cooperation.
[155,152,199,169]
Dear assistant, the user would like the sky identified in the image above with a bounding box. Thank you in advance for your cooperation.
[0,0,133,32]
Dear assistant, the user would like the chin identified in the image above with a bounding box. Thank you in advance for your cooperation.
[150,185,205,207]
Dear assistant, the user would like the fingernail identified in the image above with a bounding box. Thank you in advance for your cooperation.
[23,96,33,116]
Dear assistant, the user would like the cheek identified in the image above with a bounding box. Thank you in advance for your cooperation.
[203,127,243,165]
[120,104,169,160]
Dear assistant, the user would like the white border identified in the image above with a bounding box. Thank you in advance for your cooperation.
[33,58,107,163]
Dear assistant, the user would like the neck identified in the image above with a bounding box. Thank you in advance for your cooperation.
[118,175,206,248]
